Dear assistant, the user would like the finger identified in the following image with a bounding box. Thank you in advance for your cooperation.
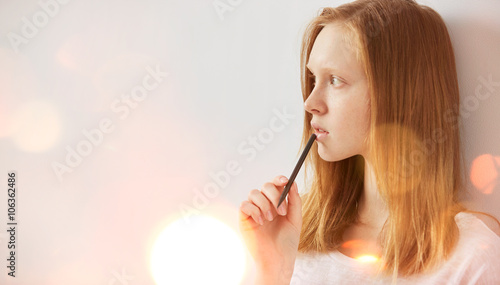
[239,200,265,226]
[248,189,276,222]
[272,175,290,215]
[286,181,303,230]
[261,181,288,216]
[272,175,289,187]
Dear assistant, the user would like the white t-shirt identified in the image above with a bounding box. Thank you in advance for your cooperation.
[290,212,500,284]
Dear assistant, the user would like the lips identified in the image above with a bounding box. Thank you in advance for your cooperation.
[311,122,329,134]
[311,122,329,141]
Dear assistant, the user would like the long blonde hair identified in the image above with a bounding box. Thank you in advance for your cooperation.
[298,0,467,277]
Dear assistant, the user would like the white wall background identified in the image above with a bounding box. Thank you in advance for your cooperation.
[0,0,498,284]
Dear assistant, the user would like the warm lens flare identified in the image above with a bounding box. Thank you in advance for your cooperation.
[150,215,246,285]
[356,255,379,263]
[470,154,500,195]
[342,240,380,263]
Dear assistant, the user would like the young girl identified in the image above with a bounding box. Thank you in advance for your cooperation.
[238,0,500,284]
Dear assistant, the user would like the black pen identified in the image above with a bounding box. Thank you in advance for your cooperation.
[277,133,317,208]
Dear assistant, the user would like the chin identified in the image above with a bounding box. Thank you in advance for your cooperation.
[318,148,347,162]
[318,144,359,162]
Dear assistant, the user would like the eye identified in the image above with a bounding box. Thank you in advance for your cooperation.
[331,77,343,86]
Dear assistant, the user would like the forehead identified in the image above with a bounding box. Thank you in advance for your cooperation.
[307,23,363,75]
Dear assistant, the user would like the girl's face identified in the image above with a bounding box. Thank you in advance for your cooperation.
[304,23,371,162]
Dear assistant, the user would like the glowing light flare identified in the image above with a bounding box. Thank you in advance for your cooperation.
[341,239,364,249]
[150,215,246,285]
[342,240,381,263]
[470,154,500,194]
[356,255,380,263]
[10,101,62,152]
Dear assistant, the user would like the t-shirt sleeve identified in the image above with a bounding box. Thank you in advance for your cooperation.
[452,215,500,285]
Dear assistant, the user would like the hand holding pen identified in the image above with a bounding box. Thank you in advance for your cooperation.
[238,133,316,283]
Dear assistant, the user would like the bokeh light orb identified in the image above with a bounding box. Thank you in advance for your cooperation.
[150,215,246,285]
[470,154,500,195]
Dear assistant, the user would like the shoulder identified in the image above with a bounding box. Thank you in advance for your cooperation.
[462,211,500,237]
[453,211,500,263]
[448,212,500,282]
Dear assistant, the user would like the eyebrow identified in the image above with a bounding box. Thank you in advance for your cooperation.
[306,63,341,74]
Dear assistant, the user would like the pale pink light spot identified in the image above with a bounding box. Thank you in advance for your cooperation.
[470,154,500,195]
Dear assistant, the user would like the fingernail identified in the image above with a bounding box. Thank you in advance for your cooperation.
[266,210,273,221]
[278,204,287,215]
[258,216,265,225]
[280,177,288,183]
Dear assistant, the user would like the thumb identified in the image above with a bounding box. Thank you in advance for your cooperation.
[286,181,302,229]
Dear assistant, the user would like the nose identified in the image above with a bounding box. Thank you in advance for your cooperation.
[304,88,327,115]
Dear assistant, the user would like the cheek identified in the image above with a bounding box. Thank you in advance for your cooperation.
[332,94,371,147]
[338,97,369,129]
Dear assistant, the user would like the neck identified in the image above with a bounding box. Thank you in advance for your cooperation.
[357,158,388,228]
